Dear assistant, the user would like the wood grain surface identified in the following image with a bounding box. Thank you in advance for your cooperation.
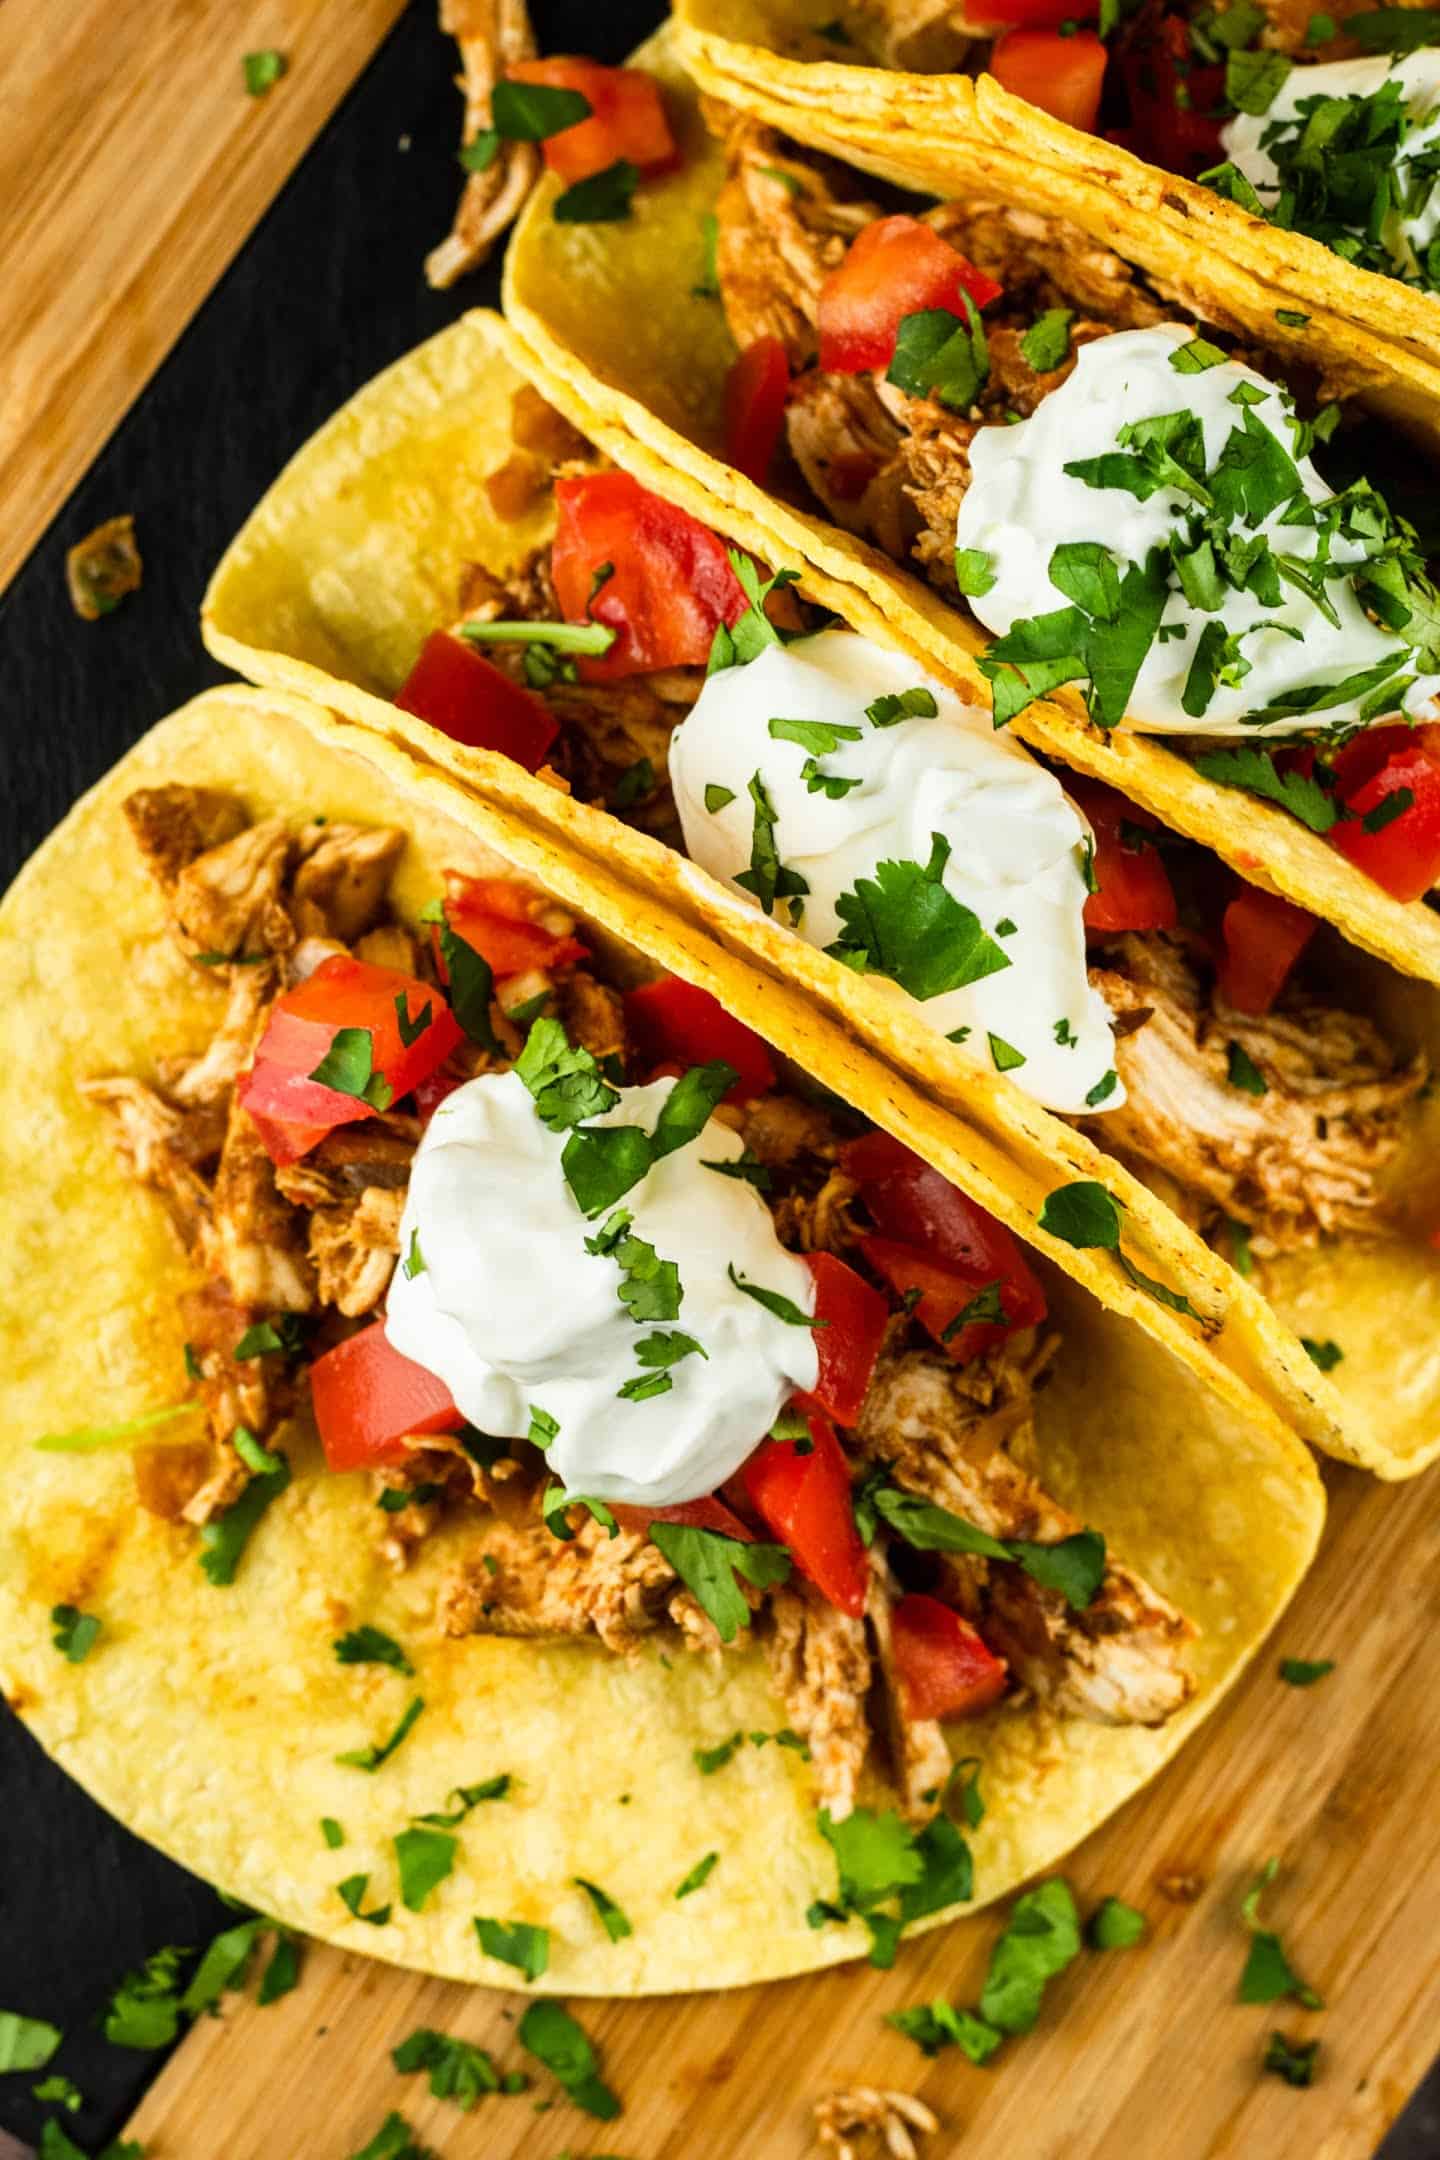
[0,0,407,597]
[121,1460,1440,2159]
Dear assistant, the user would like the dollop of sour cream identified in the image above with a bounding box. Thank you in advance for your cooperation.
[670,628,1119,1114]
[956,324,1440,737]
[386,1070,818,1507]
[1221,52,1440,287]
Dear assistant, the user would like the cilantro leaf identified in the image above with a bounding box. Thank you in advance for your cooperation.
[675,1852,719,1899]
[437,918,502,1054]
[333,1625,413,1675]
[887,298,989,408]
[819,1807,925,1911]
[888,2000,1004,2061]
[1191,745,1338,833]
[50,1604,100,1663]
[515,1017,617,1131]
[1302,1336,1343,1372]
[490,78,591,139]
[955,547,998,597]
[1088,1896,1147,1949]
[872,1486,1106,1608]
[648,1522,790,1644]
[1239,1860,1324,2007]
[198,1450,290,1586]
[575,1877,633,1941]
[394,1827,457,1913]
[392,2027,502,2109]
[979,1878,1083,2033]
[414,1775,511,1826]
[727,1264,816,1327]
[474,1916,549,1980]
[0,2011,61,2072]
[1021,307,1074,373]
[707,550,802,674]
[519,2000,620,2119]
[1039,1179,1122,1248]
[1226,45,1292,111]
[1227,1040,1268,1094]
[554,157,639,224]
[335,1694,425,1772]
[346,2114,428,2160]
[867,685,938,728]
[768,715,863,756]
[826,836,1011,998]
[102,1948,188,2049]
[1280,1657,1336,1686]
[694,1732,744,1774]
[1264,2031,1321,2085]
[309,1027,392,1111]
[243,49,287,96]
[258,1935,301,2004]
[734,770,808,920]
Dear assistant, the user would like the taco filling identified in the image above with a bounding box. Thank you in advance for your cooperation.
[81,784,1197,1827]
[701,108,1440,905]
[811,0,1440,295]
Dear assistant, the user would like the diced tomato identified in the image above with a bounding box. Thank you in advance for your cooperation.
[1069,778,1179,934]
[817,215,1004,376]
[310,1321,462,1473]
[724,336,790,485]
[550,471,751,681]
[841,1130,1048,1360]
[1117,13,1226,174]
[412,1067,464,1124]
[1215,885,1319,1015]
[624,977,776,1102]
[239,955,463,1163]
[394,631,559,772]
[889,1593,1009,1721]
[742,1411,868,1617]
[441,874,588,982]
[801,1252,889,1427]
[612,1494,754,1539]
[978,0,1098,21]
[507,57,677,184]
[1329,731,1440,903]
[989,29,1107,132]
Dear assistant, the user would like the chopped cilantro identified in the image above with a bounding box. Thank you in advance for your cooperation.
[868,685,938,728]
[432,912,503,1055]
[1084,1068,1118,1107]
[703,781,736,812]
[335,1694,424,1773]
[1088,1896,1147,1949]
[1055,1017,1080,1048]
[872,1486,1106,1608]
[346,2115,429,2160]
[401,1230,425,1281]
[827,833,1011,998]
[395,1827,457,1913]
[1226,46,1292,111]
[610,757,654,810]
[735,769,808,920]
[1363,786,1414,834]
[233,1314,304,1360]
[727,1264,817,1327]
[694,1732,744,1774]
[0,2011,61,2072]
[707,550,802,674]
[649,1521,790,1642]
[1301,1336,1343,1372]
[321,1818,345,1849]
[1264,2031,1321,2085]
[941,1280,1006,1337]
[414,1775,511,1826]
[888,2000,1004,2061]
[1169,334,1229,374]
[102,1947,188,2049]
[702,1146,771,1189]
[198,1449,290,1586]
[518,2000,620,2119]
[333,1625,413,1675]
[394,993,433,1050]
[955,546,997,597]
[1191,745,1338,833]
[31,2074,82,2111]
[980,1879,1083,2032]
[34,1403,202,1454]
[309,1027,392,1111]
[769,714,863,757]
[1280,1657,1336,1686]
[491,78,592,139]
[574,1878,632,1941]
[887,300,989,409]
[692,212,720,299]
[243,49,287,96]
[1276,307,1310,326]
[516,1016,617,1131]
[474,1916,549,1980]
[554,158,639,224]
[1021,307,1074,373]
[1226,1041,1268,1095]
[675,1852,719,1899]
[1239,1859,1323,2007]
[392,2027,502,2110]
[987,1031,1026,1073]
[1039,1181,1199,1318]
[50,1604,100,1664]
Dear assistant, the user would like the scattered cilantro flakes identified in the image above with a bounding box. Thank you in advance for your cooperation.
[980,1879,1083,2033]
[415,1775,511,1826]
[610,757,655,810]
[707,550,802,675]
[102,1948,188,2049]
[179,1919,264,2017]
[727,1264,816,1327]
[0,2011,61,2072]
[955,546,997,597]
[309,1026,392,1111]
[575,1878,633,1941]
[347,2110,431,2159]
[335,1695,425,1773]
[735,769,808,920]
[50,1604,100,1663]
[941,1281,1006,1338]
[1084,1068,1119,1107]
[1038,1179,1122,1249]
[1170,334,1229,374]
[887,299,989,409]
[675,1852,719,1899]
[1264,2030,1321,2086]
[395,1827,457,1913]
[233,1314,304,1360]
[474,1916,549,1981]
[1021,307,1074,373]
[554,157,639,225]
[1301,1336,1344,1372]
[1280,1657,1336,1686]
[31,2074,82,2112]
[1088,1896,1147,1949]
[1191,745,1338,833]
[243,49,287,97]
[1276,307,1310,327]
[516,1017,617,1132]
[338,1875,392,1928]
[648,1521,790,1643]
[392,2027,503,2110]
[1239,1860,1323,2007]
[1226,46,1293,112]
[1226,1041,1268,1095]
[692,212,720,299]
[198,1447,291,1586]
[694,1732,744,1774]
[867,685,938,728]
[491,78,592,139]
[259,1935,302,2005]
[987,1031,1026,1073]
[401,1230,425,1281]
[703,781,736,812]
[334,1625,413,1675]
[869,1484,1105,1608]
[888,2000,1005,2062]
[433,914,503,1054]
[518,2000,620,2118]
[820,1807,923,1909]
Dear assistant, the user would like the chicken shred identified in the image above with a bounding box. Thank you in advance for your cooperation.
[814,2087,941,2160]
[309,1185,406,1317]
[123,785,247,893]
[291,822,406,943]
[170,819,295,962]
[764,1582,873,1821]
[205,1098,314,1314]
[426,0,541,288]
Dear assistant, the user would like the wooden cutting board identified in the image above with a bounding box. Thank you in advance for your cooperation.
[121,1460,1440,2159]
[0,0,407,597]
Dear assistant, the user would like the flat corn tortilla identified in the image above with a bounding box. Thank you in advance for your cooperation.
[201,305,1361,1479]
[674,0,1440,375]
[0,685,1323,1991]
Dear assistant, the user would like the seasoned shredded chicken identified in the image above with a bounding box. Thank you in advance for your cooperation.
[170,819,295,962]
[765,1582,873,1821]
[814,2087,940,2160]
[441,1513,696,1654]
[1089,933,1426,1251]
[426,0,541,288]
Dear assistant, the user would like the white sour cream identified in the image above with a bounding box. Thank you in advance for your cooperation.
[956,324,1440,736]
[385,1070,818,1507]
[1222,51,1440,286]
[669,628,1119,1114]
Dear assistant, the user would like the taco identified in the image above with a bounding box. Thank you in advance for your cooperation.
[672,0,1440,371]
[0,684,1322,1991]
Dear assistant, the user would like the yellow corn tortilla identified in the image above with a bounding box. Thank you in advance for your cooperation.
[0,685,1322,1990]
[674,0,1440,374]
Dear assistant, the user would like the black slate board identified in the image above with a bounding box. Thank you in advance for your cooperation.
[0,1,1435,2151]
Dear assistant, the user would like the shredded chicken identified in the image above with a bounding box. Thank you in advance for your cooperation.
[426,0,540,288]
[814,2088,940,2160]
[764,1582,873,1820]
[123,786,247,893]
[867,1555,952,1824]
[165,962,277,1109]
[441,1514,691,1653]
[309,1186,406,1316]
[82,1077,216,1248]
[773,1167,861,1255]
[740,1091,841,1169]
[205,1098,314,1313]
[857,1344,1196,1727]
[169,819,295,962]
[291,821,406,943]
[553,971,627,1066]
[1088,932,1426,1251]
